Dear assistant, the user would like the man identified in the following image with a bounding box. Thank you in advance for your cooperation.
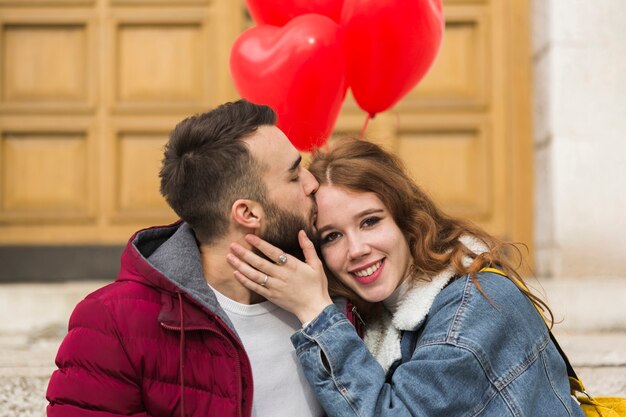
[46,100,323,417]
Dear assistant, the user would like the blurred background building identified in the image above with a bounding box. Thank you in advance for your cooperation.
[1,0,623,283]
[0,0,536,279]
[0,0,624,414]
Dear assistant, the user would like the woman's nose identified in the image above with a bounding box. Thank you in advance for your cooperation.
[347,236,370,260]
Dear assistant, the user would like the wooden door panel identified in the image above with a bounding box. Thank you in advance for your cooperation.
[110,9,215,112]
[0,117,96,225]
[107,120,176,224]
[0,10,96,113]
[396,123,491,220]
[2,133,89,212]
[400,5,489,109]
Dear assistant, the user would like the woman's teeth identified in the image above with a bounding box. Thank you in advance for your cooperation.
[353,260,382,277]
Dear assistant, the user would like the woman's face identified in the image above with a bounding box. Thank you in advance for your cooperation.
[315,185,412,303]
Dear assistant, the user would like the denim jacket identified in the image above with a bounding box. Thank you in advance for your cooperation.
[291,272,585,417]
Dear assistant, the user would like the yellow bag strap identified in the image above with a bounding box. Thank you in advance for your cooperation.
[479,267,508,277]
[478,267,589,396]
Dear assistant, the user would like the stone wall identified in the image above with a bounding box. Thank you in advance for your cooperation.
[532,0,626,277]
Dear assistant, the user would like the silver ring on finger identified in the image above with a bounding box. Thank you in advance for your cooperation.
[276,253,288,265]
[261,274,269,287]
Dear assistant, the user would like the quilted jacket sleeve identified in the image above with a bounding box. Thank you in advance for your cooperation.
[46,296,148,417]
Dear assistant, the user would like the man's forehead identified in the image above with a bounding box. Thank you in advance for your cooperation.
[246,125,300,173]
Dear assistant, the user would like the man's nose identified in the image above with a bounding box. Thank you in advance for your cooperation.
[301,168,319,196]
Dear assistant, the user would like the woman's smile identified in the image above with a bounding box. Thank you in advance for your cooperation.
[350,259,385,284]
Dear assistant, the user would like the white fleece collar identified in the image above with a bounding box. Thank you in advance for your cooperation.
[363,235,487,372]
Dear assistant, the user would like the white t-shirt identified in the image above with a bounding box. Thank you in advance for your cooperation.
[210,286,323,417]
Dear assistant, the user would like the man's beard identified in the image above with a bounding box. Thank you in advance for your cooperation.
[261,199,317,261]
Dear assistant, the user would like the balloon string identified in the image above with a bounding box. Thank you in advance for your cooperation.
[360,113,374,139]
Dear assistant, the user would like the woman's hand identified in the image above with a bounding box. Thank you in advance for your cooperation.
[227,230,333,324]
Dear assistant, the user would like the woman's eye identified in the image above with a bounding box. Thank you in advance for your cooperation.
[290,175,300,182]
[362,216,381,228]
[321,232,341,245]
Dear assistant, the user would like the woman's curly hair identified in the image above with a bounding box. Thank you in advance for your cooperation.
[309,137,552,326]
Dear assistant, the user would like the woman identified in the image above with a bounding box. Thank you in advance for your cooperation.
[226,138,584,417]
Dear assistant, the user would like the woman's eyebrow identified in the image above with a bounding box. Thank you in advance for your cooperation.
[317,208,384,235]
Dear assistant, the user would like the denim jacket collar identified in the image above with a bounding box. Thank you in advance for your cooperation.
[364,235,488,372]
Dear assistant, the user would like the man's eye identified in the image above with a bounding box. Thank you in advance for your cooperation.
[362,216,381,228]
[291,175,300,182]
[321,232,340,245]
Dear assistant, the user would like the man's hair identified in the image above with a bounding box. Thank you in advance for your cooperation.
[160,99,276,244]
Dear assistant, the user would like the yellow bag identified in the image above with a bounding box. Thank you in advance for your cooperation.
[570,378,626,417]
[480,268,626,417]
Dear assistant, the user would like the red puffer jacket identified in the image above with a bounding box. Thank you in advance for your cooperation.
[46,223,254,417]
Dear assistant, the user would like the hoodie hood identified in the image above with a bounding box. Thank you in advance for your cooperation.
[117,221,236,333]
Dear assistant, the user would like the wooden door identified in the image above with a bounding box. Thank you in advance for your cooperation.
[0,0,533,276]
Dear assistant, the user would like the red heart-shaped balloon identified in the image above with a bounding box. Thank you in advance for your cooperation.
[342,0,444,116]
[230,14,347,151]
[245,0,344,26]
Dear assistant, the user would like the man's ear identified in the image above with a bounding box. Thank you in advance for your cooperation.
[231,199,263,230]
